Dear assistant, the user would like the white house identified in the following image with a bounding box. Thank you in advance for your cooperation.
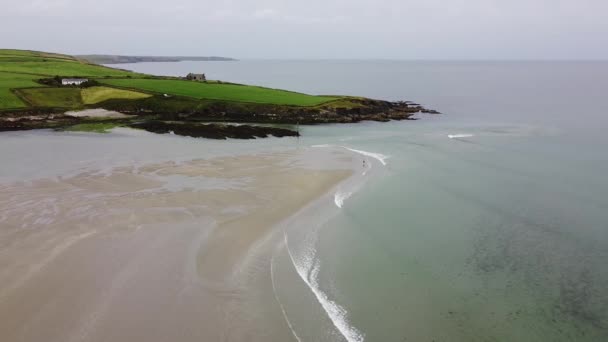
[62,78,88,86]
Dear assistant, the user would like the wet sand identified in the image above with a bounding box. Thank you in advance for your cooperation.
[0,147,355,342]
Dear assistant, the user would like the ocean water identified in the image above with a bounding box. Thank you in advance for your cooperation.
[108,61,608,340]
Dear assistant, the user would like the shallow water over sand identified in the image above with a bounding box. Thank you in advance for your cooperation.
[2,60,608,341]
[0,130,361,342]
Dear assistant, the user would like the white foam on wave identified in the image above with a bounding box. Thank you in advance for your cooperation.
[312,144,389,166]
[341,147,388,166]
[312,144,385,208]
[448,134,474,139]
[334,191,353,208]
[284,232,365,342]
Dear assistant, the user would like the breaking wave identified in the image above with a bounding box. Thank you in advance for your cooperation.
[341,147,388,166]
[284,232,365,342]
[448,134,474,139]
[312,144,389,166]
[334,191,353,208]
[312,144,387,209]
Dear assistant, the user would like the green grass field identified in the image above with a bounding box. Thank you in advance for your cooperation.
[0,49,146,110]
[0,61,138,77]
[0,50,76,62]
[0,49,140,78]
[0,49,75,60]
[0,56,78,63]
[8,86,151,108]
[100,79,339,106]
[0,49,345,111]
[82,86,150,104]
[0,72,41,109]
[17,87,83,108]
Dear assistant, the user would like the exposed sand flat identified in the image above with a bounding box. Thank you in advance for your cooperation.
[0,148,354,342]
[64,108,132,118]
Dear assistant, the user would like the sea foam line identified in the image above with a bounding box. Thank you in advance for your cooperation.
[448,134,474,139]
[284,232,365,342]
[334,191,353,208]
[312,144,389,166]
[312,145,385,209]
[341,147,388,166]
[270,254,302,342]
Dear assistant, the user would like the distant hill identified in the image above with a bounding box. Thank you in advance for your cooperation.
[77,55,237,64]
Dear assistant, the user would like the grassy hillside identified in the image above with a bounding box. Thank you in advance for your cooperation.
[0,48,341,111]
[0,49,137,77]
[0,61,138,77]
[101,78,339,106]
[17,88,82,108]
[0,72,41,109]
[0,49,75,61]
[78,55,237,64]
[0,49,142,110]
[10,86,151,108]
[0,49,428,134]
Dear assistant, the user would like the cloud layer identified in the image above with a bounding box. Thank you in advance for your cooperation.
[2,0,607,59]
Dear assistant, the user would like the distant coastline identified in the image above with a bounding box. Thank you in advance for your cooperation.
[77,55,237,64]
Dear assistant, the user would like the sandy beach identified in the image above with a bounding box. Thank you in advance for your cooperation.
[0,146,357,342]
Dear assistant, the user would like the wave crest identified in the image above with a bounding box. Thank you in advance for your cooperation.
[342,147,388,166]
[312,144,389,166]
[285,233,365,342]
[448,134,474,139]
[334,191,353,208]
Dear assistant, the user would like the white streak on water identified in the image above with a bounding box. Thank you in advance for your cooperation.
[341,147,388,166]
[270,254,302,342]
[284,232,365,342]
[448,134,474,139]
[312,144,384,209]
[312,144,389,166]
[334,191,353,209]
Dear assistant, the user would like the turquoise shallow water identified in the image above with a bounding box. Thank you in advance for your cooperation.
[295,122,608,341]
[89,61,608,340]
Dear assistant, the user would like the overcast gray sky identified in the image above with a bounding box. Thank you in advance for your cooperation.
[2,0,607,59]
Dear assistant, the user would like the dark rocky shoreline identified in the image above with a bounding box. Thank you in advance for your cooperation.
[0,97,439,139]
[129,121,299,139]
[100,96,439,124]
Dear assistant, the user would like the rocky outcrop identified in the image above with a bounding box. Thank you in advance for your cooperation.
[129,121,299,139]
[0,96,440,135]
[0,113,80,131]
[176,98,437,124]
[85,93,441,125]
